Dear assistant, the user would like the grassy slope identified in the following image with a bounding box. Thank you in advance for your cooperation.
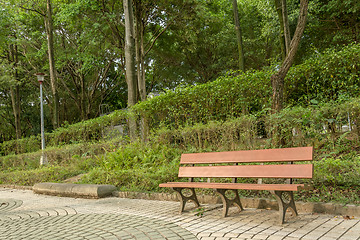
[1,132,359,205]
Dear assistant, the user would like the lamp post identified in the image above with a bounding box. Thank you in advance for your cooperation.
[35,73,47,165]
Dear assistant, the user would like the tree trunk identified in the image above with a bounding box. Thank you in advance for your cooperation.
[271,0,309,113]
[9,43,21,141]
[45,0,59,129]
[134,5,146,102]
[80,73,87,120]
[134,1,149,141]
[124,0,138,141]
[232,0,245,71]
[281,0,291,54]
[274,0,286,61]
[10,86,21,140]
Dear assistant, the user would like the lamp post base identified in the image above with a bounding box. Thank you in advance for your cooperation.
[40,154,48,165]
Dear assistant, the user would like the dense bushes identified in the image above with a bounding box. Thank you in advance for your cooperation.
[0,141,116,172]
[133,43,360,130]
[286,43,360,105]
[0,109,129,156]
[133,70,272,129]
[148,98,360,151]
[268,98,360,148]
[154,115,258,151]
[79,142,182,191]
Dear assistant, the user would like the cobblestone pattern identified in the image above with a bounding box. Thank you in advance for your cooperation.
[0,199,196,240]
[0,212,196,240]
[1,188,360,240]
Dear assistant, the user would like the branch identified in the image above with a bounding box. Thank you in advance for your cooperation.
[90,61,112,98]
[144,22,172,56]
[19,5,46,17]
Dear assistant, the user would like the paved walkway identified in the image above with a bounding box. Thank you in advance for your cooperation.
[0,188,359,240]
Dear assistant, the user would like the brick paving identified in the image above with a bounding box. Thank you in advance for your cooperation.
[1,187,360,240]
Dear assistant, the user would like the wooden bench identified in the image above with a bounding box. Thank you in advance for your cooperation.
[159,147,313,224]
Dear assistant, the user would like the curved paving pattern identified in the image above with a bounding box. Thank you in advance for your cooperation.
[1,189,360,240]
[0,199,196,240]
[0,199,22,212]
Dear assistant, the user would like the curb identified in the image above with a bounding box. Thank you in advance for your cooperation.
[0,185,33,190]
[33,182,116,199]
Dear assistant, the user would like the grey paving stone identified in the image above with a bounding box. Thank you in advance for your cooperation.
[1,188,360,240]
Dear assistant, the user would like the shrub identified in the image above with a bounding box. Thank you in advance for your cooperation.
[133,70,272,129]
[0,110,129,156]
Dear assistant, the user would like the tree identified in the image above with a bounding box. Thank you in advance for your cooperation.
[0,5,22,140]
[8,43,21,140]
[17,0,60,129]
[274,0,286,60]
[123,0,138,140]
[232,0,245,71]
[45,0,59,128]
[271,0,309,113]
[281,0,291,55]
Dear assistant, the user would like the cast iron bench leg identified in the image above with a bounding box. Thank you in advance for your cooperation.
[271,190,298,224]
[172,187,200,214]
[215,189,244,217]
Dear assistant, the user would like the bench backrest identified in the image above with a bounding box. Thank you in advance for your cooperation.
[178,147,313,179]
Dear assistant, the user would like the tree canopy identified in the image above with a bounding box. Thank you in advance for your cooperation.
[0,0,358,142]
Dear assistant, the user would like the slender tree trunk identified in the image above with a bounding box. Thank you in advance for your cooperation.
[274,0,286,61]
[232,0,245,71]
[10,86,21,139]
[9,43,21,141]
[281,0,291,54]
[271,0,309,113]
[45,0,59,129]
[134,2,149,141]
[80,74,87,120]
[134,7,146,102]
[124,0,138,140]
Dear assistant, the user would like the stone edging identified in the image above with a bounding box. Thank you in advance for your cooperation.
[0,185,33,190]
[33,182,116,198]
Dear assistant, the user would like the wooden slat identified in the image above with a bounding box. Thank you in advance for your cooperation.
[178,164,313,179]
[180,147,313,164]
[159,182,312,191]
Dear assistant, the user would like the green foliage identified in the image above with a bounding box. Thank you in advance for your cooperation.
[0,110,129,156]
[267,97,360,148]
[154,115,258,151]
[304,0,360,51]
[2,99,360,204]
[315,156,360,187]
[0,135,40,156]
[0,141,117,172]
[286,43,360,104]
[80,141,181,191]
[3,44,359,156]
[0,165,83,186]
[134,70,272,129]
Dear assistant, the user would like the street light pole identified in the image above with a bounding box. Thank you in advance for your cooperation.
[35,73,47,165]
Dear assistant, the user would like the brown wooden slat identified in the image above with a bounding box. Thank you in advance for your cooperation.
[159,182,312,191]
[178,164,313,179]
[180,147,313,164]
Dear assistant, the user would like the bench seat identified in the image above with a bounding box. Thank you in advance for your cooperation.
[159,182,313,191]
